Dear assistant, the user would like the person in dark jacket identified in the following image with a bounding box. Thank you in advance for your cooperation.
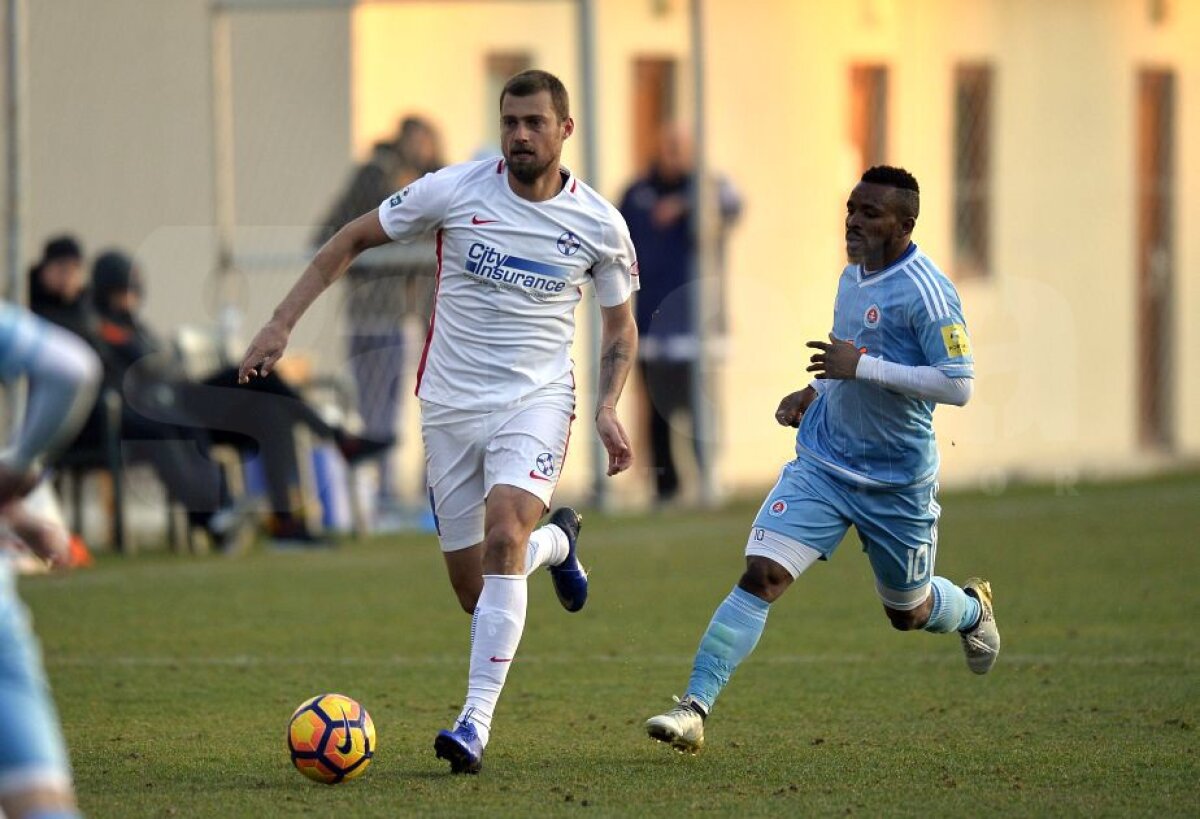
[619,126,743,505]
[28,236,249,549]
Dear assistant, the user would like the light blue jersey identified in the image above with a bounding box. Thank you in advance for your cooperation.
[797,243,973,488]
[0,303,95,799]
[0,301,46,380]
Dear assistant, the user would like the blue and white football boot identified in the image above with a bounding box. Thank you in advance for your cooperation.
[546,507,587,612]
[434,721,484,775]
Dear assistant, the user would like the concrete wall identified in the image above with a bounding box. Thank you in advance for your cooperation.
[4,0,352,364]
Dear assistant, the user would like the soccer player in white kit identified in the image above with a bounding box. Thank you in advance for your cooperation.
[239,70,639,774]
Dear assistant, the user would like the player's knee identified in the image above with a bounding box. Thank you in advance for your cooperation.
[878,583,933,630]
[481,522,527,574]
[883,597,932,631]
[738,557,792,603]
[885,607,925,631]
[483,523,523,554]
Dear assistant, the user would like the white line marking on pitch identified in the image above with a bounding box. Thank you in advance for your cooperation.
[43,653,1196,668]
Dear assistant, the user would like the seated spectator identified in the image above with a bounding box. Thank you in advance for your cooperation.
[88,249,389,545]
[29,236,252,550]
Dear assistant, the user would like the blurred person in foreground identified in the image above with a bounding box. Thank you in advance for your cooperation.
[86,249,390,546]
[241,69,639,774]
[619,124,741,506]
[0,301,100,819]
[643,166,999,754]
[315,115,445,514]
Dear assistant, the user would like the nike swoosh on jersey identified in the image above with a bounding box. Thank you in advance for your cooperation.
[529,470,553,482]
[489,656,513,663]
[336,709,354,753]
[472,215,499,225]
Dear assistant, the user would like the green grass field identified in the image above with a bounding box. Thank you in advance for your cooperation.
[19,471,1200,817]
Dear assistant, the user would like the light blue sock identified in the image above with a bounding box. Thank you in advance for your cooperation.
[923,576,981,633]
[685,586,771,712]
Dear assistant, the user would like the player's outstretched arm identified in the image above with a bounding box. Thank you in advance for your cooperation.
[594,301,638,476]
[238,211,391,383]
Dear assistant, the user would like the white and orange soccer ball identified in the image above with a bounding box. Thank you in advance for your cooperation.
[287,694,376,784]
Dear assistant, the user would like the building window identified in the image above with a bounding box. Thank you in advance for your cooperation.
[849,64,888,171]
[486,52,533,117]
[953,63,993,279]
[632,57,677,172]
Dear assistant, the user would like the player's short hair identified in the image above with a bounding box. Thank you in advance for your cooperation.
[500,70,570,122]
[860,165,920,220]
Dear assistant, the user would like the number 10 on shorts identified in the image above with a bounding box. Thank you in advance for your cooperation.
[905,543,935,584]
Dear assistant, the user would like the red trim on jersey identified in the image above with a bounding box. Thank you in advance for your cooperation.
[496,159,505,174]
[569,178,577,194]
[414,229,444,396]
[546,411,577,510]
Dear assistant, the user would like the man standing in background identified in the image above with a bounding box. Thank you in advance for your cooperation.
[620,125,741,506]
[315,116,445,516]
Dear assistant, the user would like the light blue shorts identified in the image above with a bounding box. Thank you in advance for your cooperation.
[0,561,72,796]
[750,458,940,593]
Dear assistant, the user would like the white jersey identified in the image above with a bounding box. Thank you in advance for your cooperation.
[377,157,639,411]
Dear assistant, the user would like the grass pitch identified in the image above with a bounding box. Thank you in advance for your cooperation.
[21,471,1200,817]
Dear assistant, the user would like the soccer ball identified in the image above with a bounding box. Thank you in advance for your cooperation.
[287,694,376,784]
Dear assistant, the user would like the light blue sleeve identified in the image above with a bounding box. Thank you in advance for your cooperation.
[908,273,975,378]
[0,302,41,379]
[0,303,101,470]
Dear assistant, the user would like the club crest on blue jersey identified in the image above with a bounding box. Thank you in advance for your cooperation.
[534,452,555,477]
[464,241,570,296]
[864,304,881,329]
[768,499,787,517]
[556,231,581,256]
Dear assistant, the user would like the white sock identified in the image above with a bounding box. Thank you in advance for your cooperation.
[455,574,527,747]
[525,524,568,575]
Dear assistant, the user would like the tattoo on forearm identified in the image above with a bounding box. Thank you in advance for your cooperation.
[598,339,632,400]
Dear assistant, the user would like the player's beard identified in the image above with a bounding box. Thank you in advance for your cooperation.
[506,150,555,185]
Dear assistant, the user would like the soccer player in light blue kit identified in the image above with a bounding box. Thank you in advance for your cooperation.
[645,166,1000,753]
[0,302,100,818]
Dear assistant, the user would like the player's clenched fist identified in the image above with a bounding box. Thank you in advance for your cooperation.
[774,385,817,427]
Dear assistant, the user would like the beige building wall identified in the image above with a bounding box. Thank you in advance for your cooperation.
[353,0,1199,499]
[3,0,1197,507]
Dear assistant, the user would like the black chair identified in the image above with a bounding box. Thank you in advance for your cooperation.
[54,387,128,552]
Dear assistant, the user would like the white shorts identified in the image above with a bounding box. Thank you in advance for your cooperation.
[421,383,576,551]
